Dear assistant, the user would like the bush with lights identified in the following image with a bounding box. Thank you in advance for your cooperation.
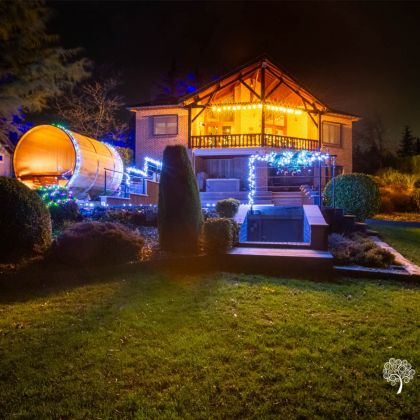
[216,198,240,218]
[0,177,52,262]
[36,185,80,229]
[324,173,380,221]
[158,145,202,253]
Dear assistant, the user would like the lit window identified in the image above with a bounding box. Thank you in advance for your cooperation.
[322,122,342,146]
[152,115,178,136]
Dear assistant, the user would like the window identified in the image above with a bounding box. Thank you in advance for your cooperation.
[152,115,178,136]
[322,122,342,146]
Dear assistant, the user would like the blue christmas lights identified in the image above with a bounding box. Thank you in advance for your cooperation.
[126,157,162,178]
[248,150,330,205]
[125,157,163,187]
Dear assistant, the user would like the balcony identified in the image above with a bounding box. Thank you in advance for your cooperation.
[190,134,319,151]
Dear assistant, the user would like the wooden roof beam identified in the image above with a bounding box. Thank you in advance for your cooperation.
[239,78,261,100]
[185,65,260,106]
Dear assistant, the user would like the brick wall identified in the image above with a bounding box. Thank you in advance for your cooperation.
[0,145,12,177]
[321,115,353,174]
[132,107,355,174]
[134,106,189,165]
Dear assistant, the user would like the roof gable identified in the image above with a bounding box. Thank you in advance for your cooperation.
[181,55,328,114]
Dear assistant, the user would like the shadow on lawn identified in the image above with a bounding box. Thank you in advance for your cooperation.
[0,253,418,305]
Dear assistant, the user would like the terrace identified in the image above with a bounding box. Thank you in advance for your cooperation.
[190,133,319,150]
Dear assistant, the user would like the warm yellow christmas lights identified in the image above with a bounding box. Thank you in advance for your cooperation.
[211,102,303,115]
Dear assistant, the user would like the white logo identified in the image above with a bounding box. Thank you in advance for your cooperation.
[383,358,415,394]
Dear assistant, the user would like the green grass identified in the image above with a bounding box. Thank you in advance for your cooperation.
[370,224,420,266]
[0,267,419,418]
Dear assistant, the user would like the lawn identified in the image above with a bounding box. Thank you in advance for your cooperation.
[369,224,420,266]
[0,267,419,418]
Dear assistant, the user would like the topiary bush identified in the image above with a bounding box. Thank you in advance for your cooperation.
[36,186,80,230]
[324,173,380,221]
[202,218,235,255]
[0,177,52,262]
[158,145,202,253]
[216,198,240,218]
[51,221,144,265]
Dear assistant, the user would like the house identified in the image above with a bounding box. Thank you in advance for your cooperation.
[129,56,359,205]
[0,138,14,177]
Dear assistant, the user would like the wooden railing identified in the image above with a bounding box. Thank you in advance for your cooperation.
[190,134,319,151]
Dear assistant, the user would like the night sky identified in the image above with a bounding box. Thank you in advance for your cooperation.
[49,1,420,148]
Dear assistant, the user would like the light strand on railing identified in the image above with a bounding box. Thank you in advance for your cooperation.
[126,156,163,185]
[211,102,303,115]
[248,150,330,205]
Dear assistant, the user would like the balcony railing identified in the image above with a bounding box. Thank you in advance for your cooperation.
[190,134,319,151]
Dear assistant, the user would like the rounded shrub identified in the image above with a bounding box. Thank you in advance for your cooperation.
[51,221,144,265]
[324,173,380,221]
[202,218,235,254]
[158,145,202,253]
[216,198,240,218]
[0,176,52,262]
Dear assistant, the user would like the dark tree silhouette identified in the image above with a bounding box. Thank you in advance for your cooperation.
[0,0,90,145]
[397,125,415,158]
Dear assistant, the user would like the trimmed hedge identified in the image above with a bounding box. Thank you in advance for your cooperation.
[158,146,202,253]
[324,173,380,221]
[0,177,52,261]
[203,218,236,254]
[216,198,240,218]
[51,221,144,265]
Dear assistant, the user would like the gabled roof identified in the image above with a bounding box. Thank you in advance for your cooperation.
[129,54,359,119]
[181,54,324,107]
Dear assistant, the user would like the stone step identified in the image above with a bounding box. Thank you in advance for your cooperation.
[238,241,311,249]
[225,247,334,274]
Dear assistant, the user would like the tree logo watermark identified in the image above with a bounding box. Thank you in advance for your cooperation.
[383,358,415,394]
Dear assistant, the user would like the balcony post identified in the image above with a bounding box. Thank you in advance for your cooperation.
[318,111,322,150]
[261,61,266,147]
[187,106,192,148]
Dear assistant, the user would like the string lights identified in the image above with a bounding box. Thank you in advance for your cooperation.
[126,156,163,186]
[58,125,82,189]
[36,185,76,208]
[211,102,303,115]
[248,150,330,205]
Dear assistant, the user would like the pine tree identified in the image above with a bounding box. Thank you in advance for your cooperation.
[415,137,420,155]
[0,0,90,146]
[397,126,415,158]
[158,146,202,253]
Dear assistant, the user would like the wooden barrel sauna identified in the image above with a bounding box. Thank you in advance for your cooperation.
[13,125,124,196]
